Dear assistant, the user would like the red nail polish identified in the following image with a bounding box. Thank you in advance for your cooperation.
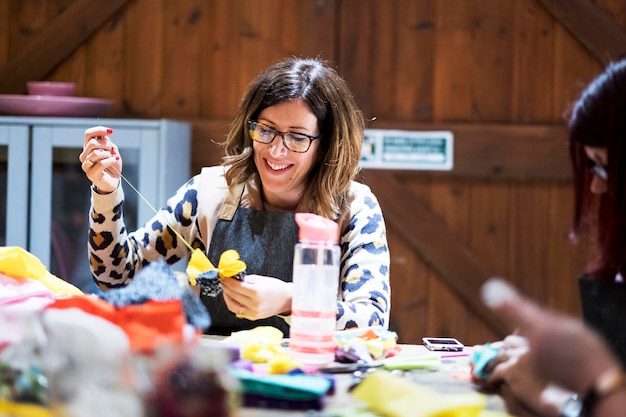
[111,147,116,153]
[116,156,120,160]
[107,128,113,134]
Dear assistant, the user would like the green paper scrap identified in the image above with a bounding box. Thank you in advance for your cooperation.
[381,353,441,371]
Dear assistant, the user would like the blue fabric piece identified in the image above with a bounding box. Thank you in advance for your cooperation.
[469,343,500,380]
[196,269,222,297]
[96,259,211,330]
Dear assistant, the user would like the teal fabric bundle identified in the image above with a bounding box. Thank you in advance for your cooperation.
[231,368,333,410]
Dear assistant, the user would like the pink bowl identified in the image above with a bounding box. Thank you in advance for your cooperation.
[27,81,76,97]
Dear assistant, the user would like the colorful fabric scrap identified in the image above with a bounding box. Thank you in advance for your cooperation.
[189,249,247,297]
[334,327,399,362]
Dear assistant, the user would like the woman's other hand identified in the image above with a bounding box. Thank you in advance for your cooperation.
[221,275,292,321]
[488,335,571,416]
[79,126,121,193]
[482,278,621,395]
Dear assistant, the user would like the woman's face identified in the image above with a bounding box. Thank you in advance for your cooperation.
[253,99,320,210]
[584,146,608,194]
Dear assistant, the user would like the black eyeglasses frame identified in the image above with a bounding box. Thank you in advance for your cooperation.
[247,120,320,153]
[586,159,608,181]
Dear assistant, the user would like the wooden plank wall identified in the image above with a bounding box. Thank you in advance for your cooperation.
[2,0,625,345]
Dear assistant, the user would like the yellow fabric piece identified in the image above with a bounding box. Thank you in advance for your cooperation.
[0,399,52,417]
[187,248,246,286]
[217,249,247,278]
[0,246,82,296]
[223,326,287,364]
[267,351,302,374]
[352,371,511,417]
[186,248,215,286]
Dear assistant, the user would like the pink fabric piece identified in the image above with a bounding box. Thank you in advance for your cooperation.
[0,273,56,305]
[0,273,56,344]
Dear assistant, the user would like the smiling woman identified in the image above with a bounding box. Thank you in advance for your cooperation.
[78,57,391,338]
[250,99,321,211]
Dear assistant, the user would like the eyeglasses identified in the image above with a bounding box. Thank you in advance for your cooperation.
[587,159,608,180]
[247,120,320,153]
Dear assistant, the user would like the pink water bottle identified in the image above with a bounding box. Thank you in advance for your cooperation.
[289,213,340,365]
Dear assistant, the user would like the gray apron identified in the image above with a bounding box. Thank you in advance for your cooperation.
[201,184,299,337]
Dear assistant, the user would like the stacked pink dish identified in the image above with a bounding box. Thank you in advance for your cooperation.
[0,81,113,117]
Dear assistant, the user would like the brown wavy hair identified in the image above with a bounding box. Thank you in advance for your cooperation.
[221,57,364,221]
[569,58,626,281]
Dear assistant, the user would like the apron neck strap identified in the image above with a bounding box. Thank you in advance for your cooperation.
[218,182,245,221]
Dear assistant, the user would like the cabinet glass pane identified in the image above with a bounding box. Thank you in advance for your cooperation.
[50,147,140,292]
[0,146,7,246]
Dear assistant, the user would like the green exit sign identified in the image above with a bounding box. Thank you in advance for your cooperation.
[360,129,453,171]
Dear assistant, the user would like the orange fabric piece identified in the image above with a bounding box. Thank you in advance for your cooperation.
[47,296,186,353]
[357,328,380,341]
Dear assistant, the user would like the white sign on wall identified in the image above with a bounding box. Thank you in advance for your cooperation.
[360,129,454,171]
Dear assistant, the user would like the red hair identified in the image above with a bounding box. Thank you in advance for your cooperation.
[569,58,626,282]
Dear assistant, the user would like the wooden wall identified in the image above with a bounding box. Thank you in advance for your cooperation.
[2,0,626,345]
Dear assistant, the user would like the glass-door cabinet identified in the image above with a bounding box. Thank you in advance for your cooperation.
[0,117,191,292]
[0,123,29,250]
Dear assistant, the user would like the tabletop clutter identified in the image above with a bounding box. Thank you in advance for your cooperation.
[0,241,511,417]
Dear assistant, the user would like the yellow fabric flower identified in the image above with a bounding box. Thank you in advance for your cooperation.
[187,249,246,286]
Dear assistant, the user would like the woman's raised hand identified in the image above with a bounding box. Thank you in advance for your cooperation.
[79,126,122,194]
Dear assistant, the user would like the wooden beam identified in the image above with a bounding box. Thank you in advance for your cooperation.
[363,170,510,337]
[367,120,571,181]
[0,0,134,94]
[536,0,626,65]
